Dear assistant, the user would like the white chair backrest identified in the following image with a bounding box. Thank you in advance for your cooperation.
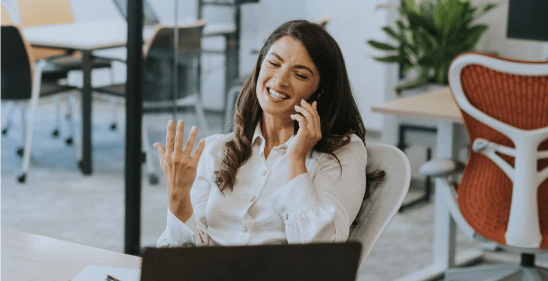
[348,143,411,272]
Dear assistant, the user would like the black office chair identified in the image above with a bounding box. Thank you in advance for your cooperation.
[5,0,117,143]
[1,25,78,183]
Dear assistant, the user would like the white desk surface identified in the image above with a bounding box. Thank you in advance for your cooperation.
[22,19,236,51]
[1,228,142,281]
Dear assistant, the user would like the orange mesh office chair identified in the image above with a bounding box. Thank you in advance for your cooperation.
[420,51,548,280]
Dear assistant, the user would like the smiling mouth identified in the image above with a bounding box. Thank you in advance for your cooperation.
[268,88,290,100]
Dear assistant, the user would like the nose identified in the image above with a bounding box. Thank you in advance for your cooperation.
[273,68,290,87]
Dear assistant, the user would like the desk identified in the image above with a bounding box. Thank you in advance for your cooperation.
[22,20,236,175]
[372,87,483,281]
[1,228,141,281]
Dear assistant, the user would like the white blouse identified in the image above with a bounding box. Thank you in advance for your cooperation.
[157,125,367,247]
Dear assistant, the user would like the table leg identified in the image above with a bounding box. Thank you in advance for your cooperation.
[395,121,482,281]
[81,50,93,175]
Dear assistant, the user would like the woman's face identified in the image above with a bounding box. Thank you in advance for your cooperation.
[256,36,320,121]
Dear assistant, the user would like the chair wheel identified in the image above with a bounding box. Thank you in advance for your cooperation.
[149,174,159,185]
[2,128,8,135]
[52,129,60,137]
[110,123,117,131]
[65,138,73,145]
[17,147,24,157]
[17,173,26,183]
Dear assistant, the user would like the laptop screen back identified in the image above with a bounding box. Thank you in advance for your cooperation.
[140,242,362,281]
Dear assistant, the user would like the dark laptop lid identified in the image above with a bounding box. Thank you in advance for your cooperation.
[140,242,362,281]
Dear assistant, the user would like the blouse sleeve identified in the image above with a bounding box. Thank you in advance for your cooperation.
[156,134,228,247]
[268,135,367,243]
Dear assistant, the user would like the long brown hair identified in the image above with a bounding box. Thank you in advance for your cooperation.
[215,20,381,192]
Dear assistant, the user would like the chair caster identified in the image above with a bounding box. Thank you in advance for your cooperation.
[52,129,60,137]
[65,138,73,145]
[149,174,159,185]
[110,123,117,131]
[17,147,24,157]
[17,173,26,183]
[2,128,8,135]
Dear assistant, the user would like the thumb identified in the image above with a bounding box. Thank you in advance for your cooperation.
[153,143,166,162]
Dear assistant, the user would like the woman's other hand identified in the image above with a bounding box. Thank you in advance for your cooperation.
[153,120,205,222]
[287,100,321,180]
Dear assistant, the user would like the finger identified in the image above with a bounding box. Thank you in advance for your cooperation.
[295,104,315,130]
[184,126,198,154]
[166,120,175,155]
[303,100,321,134]
[312,101,321,133]
[290,114,308,132]
[153,142,166,164]
[192,138,206,163]
[174,120,185,155]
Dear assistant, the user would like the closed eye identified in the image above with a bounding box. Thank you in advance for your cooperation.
[295,72,308,79]
[268,61,280,67]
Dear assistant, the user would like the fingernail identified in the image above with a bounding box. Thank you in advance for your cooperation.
[200,138,205,143]
[178,119,182,125]
[295,105,299,108]
[192,126,196,131]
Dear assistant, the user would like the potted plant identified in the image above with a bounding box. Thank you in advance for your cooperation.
[368,0,497,90]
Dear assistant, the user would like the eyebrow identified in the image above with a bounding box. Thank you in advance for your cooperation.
[269,52,315,77]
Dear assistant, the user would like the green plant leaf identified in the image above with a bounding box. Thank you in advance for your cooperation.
[374,55,404,63]
[382,26,400,41]
[463,24,488,47]
[368,40,400,51]
[396,76,429,90]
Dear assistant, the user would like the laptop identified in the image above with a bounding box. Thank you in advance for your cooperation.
[140,242,362,281]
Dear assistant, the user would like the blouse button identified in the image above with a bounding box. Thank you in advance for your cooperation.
[283,212,289,220]
[250,196,256,202]
[260,169,267,176]
[242,225,248,233]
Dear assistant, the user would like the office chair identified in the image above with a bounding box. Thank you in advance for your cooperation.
[419,51,548,280]
[1,5,11,25]
[1,25,78,183]
[12,0,116,142]
[348,143,411,272]
[95,20,209,185]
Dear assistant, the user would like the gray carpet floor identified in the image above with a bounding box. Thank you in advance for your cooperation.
[2,94,547,280]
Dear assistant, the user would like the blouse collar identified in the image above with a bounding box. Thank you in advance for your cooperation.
[251,122,295,150]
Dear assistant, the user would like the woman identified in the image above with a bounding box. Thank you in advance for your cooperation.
[155,20,371,247]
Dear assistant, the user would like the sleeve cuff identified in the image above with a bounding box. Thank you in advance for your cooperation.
[164,208,196,247]
[268,173,321,225]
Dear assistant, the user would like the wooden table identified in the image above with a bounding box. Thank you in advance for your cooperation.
[372,87,483,281]
[1,228,141,281]
[22,19,236,175]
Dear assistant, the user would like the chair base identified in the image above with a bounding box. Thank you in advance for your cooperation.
[445,263,548,281]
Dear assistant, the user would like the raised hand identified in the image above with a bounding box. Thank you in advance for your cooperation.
[288,99,322,163]
[153,120,205,222]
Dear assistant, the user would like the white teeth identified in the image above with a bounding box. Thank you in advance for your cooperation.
[268,88,288,100]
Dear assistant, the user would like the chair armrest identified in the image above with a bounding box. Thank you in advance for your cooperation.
[419,158,465,178]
